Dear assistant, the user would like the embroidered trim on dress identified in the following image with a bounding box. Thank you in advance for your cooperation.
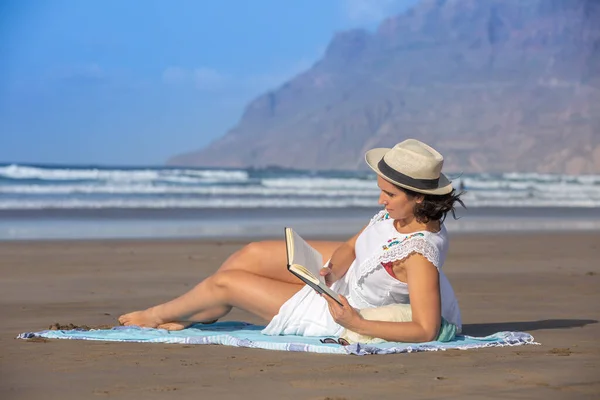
[379,237,440,268]
[354,235,440,290]
[367,210,390,227]
[382,233,425,251]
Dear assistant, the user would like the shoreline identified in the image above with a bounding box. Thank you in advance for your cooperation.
[3,228,600,245]
[2,206,600,241]
[2,205,600,219]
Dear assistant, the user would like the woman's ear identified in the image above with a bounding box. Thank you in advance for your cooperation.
[415,195,425,204]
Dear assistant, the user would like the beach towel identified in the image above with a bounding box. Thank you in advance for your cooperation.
[17,321,537,356]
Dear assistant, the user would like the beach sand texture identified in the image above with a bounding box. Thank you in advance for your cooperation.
[1,234,599,399]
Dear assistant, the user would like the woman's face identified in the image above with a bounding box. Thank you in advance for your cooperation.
[376,176,421,220]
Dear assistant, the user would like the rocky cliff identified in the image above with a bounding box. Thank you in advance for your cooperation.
[168,0,600,174]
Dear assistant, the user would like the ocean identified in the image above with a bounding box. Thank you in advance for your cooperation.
[1,163,600,240]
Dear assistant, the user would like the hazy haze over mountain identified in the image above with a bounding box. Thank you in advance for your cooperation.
[168,0,600,174]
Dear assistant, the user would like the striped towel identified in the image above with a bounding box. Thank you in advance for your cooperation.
[17,321,538,356]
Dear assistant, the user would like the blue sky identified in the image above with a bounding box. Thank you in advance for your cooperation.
[0,0,417,165]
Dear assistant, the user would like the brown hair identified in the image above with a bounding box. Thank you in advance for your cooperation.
[396,186,466,224]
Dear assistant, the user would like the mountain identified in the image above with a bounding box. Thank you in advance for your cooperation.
[167,0,600,174]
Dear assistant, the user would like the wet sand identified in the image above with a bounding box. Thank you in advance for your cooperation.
[1,233,599,399]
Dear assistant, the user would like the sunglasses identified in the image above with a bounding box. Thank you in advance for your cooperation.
[320,337,350,346]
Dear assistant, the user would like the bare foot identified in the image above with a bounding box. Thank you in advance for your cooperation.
[118,308,163,328]
[157,321,193,331]
[157,319,219,331]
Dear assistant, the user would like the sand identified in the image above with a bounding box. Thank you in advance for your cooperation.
[1,233,599,399]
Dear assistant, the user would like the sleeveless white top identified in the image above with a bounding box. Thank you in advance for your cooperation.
[262,210,462,337]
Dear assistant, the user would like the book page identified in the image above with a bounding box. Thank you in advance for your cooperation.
[285,227,341,306]
[289,264,319,285]
[289,229,325,284]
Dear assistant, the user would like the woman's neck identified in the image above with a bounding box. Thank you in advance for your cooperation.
[394,217,440,234]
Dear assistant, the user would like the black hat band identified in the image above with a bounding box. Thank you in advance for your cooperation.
[377,159,439,190]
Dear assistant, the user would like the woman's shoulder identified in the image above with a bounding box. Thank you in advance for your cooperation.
[367,210,391,227]
[379,226,447,269]
[402,222,447,242]
[381,230,437,250]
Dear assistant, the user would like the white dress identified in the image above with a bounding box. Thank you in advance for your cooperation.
[262,210,462,337]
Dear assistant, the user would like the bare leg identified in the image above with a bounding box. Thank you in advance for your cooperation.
[216,240,342,279]
[120,240,344,329]
[156,321,195,330]
[157,307,227,330]
[118,270,304,327]
[167,240,343,329]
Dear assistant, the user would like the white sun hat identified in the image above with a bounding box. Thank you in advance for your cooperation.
[365,138,453,195]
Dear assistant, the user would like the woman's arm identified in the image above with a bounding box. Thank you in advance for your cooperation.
[324,253,442,342]
[320,226,365,286]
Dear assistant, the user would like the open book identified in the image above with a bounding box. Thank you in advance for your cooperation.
[284,227,343,306]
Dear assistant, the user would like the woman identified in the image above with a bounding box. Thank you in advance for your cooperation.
[119,139,464,343]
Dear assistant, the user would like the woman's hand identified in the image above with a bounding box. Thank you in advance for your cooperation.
[319,265,338,287]
[323,294,363,331]
[319,227,365,287]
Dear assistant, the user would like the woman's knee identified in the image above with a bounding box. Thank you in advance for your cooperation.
[241,241,266,258]
[219,241,272,271]
[244,241,279,257]
[211,270,240,293]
